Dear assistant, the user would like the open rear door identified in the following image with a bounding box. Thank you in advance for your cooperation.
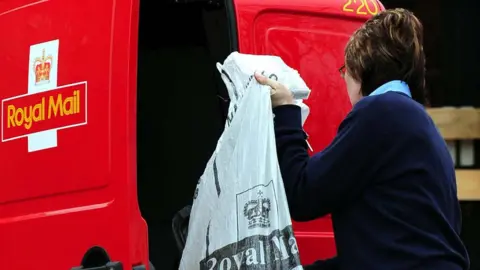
[0,0,147,269]
[233,0,384,264]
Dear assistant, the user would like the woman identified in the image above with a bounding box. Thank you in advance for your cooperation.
[255,8,469,270]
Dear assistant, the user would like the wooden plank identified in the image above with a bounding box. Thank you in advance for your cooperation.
[425,108,480,200]
[427,108,480,140]
[457,169,480,201]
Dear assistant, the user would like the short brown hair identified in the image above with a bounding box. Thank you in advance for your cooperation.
[345,8,426,104]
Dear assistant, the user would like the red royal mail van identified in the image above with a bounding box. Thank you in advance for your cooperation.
[0,0,384,269]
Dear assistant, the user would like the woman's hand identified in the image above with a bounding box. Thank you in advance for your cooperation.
[254,72,295,108]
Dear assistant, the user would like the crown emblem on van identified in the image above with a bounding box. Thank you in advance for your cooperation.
[33,49,53,84]
[243,190,271,229]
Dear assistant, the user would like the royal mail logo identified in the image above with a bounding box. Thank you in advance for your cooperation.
[1,39,88,152]
[34,49,53,85]
[2,82,87,141]
[236,181,278,240]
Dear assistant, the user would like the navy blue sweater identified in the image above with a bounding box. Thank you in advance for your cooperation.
[273,92,469,270]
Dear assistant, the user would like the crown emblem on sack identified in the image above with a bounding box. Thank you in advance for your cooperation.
[243,190,271,229]
[33,49,53,84]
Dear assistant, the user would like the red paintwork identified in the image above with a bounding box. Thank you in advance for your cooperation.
[0,0,381,268]
[0,0,145,269]
[234,0,384,264]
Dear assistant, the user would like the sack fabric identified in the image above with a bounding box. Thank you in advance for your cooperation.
[179,52,310,270]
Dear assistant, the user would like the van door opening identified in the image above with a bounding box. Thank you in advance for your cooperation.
[136,0,234,268]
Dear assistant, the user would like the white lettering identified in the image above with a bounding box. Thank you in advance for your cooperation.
[202,228,303,269]
[219,258,232,269]
[272,236,289,260]
[259,240,266,264]
[207,258,217,270]
[245,248,259,265]
[232,251,244,267]
[289,236,299,255]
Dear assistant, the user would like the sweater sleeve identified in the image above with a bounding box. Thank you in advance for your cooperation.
[304,257,339,270]
[273,103,383,221]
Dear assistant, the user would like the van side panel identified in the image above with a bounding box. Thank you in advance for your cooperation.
[234,0,383,264]
[0,0,147,268]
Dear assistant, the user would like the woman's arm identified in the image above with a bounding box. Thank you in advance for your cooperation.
[273,102,385,221]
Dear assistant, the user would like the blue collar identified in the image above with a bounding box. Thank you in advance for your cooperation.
[368,80,411,98]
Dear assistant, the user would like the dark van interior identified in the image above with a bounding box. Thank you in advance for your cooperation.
[136,0,234,268]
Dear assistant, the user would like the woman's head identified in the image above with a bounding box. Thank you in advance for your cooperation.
[343,8,426,105]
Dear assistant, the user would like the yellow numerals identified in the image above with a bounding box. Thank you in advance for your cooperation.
[342,0,379,16]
